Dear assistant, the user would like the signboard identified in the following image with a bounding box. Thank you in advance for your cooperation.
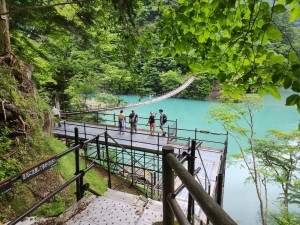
[21,157,58,183]
[0,178,12,195]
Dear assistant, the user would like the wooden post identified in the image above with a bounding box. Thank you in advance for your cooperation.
[162,146,174,225]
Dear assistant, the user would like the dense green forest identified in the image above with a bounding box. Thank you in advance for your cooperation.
[4,0,300,111]
[0,0,300,224]
[7,0,217,112]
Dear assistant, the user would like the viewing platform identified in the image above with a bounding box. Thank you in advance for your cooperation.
[52,115,229,223]
[2,113,232,225]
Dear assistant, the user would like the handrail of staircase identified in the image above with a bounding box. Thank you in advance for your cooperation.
[162,146,237,225]
[0,128,105,225]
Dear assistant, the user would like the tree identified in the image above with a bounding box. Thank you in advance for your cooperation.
[207,95,269,224]
[253,130,300,210]
[0,0,10,56]
[0,0,140,221]
[159,0,300,128]
[208,96,300,225]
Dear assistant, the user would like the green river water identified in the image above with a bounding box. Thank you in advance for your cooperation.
[115,89,299,225]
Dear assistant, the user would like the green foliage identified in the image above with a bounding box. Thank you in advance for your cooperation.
[33,195,67,217]
[207,94,262,133]
[269,208,300,225]
[95,92,120,106]
[159,0,300,122]
[207,95,267,224]
[208,97,300,224]
[253,130,300,207]
[50,140,107,196]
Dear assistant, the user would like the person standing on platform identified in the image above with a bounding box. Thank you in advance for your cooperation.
[147,112,156,135]
[118,110,126,134]
[52,105,61,127]
[159,109,167,136]
[129,109,138,134]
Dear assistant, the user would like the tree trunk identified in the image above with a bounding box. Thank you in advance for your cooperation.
[0,0,11,57]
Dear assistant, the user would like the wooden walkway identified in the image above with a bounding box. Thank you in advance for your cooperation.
[63,76,195,115]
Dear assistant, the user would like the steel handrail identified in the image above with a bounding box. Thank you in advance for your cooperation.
[196,141,211,192]
[7,163,96,225]
[106,132,151,172]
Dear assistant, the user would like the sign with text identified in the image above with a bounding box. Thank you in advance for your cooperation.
[21,157,58,183]
[0,178,12,195]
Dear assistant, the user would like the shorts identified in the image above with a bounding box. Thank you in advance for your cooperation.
[131,122,137,128]
[150,123,156,128]
[160,123,165,130]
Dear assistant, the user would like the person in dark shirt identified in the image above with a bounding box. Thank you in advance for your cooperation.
[148,112,156,135]
[159,109,167,136]
[129,109,138,134]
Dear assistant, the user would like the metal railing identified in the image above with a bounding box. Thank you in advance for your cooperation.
[63,111,177,134]
[54,120,229,201]
[0,128,106,225]
[162,145,237,225]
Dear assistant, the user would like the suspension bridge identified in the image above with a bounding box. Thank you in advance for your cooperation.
[62,76,195,116]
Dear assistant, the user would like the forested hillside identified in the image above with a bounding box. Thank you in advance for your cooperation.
[0,0,300,223]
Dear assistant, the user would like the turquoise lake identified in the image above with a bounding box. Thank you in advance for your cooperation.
[115,89,299,225]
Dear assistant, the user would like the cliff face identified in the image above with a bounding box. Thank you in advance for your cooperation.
[0,1,70,222]
[207,83,222,101]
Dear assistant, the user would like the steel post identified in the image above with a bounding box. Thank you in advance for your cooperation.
[217,173,224,206]
[131,133,134,185]
[64,121,67,145]
[74,127,81,201]
[84,123,86,140]
[187,140,196,223]
[105,130,112,188]
[96,136,100,161]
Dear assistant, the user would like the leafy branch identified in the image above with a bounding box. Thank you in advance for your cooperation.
[0,0,94,16]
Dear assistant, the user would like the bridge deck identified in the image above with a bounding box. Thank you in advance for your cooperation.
[63,76,195,115]
[53,121,224,222]
[53,121,169,153]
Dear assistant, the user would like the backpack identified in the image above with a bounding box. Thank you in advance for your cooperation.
[162,114,167,123]
[129,113,137,123]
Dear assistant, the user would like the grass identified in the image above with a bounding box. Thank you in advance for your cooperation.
[50,139,108,196]
[1,136,144,222]
[31,138,108,218]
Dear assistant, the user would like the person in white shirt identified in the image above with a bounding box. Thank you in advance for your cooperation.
[52,105,61,127]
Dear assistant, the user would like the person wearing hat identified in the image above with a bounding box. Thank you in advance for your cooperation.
[159,109,167,136]
[129,109,138,134]
[147,112,156,135]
